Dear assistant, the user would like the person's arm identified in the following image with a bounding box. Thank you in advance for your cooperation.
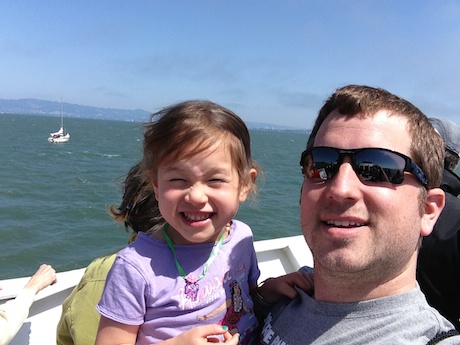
[0,264,56,345]
[95,317,238,345]
[159,325,239,345]
[95,316,139,345]
[252,270,313,321]
[0,289,35,345]
[255,270,313,304]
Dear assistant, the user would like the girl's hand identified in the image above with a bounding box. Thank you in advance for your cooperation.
[160,325,239,344]
[256,270,314,304]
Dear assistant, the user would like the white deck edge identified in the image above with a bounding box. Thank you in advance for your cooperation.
[0,235,313,345]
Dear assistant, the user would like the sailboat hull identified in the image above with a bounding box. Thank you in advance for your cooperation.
[48,126,70,143]
[48,133,70,143]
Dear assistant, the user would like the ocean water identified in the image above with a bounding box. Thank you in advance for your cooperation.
[3,114,457,280]
[0,114,308,279]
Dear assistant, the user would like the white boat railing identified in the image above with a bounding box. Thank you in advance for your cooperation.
[1,235,313,345]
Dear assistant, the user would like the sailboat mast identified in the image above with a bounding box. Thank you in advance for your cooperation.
[60,99,64,131]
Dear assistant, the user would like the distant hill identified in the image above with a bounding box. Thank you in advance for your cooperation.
[0,98,150,122]
[0,98,305,131]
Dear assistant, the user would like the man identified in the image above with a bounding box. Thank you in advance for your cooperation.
[418,117,460,330]
[258,85,460,344]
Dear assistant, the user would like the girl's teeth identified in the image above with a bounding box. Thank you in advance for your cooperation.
[184,213,211,221]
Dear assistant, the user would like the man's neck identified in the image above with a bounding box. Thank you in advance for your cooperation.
[312,265,417,303]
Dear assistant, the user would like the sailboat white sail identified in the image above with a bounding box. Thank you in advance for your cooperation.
[48,101,70,143]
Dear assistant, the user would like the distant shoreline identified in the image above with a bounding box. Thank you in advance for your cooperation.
[1,108,309,132]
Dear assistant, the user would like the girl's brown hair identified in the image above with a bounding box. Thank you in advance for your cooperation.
[142,100,259,198]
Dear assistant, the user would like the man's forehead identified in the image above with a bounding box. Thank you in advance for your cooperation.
[315,110,412,153]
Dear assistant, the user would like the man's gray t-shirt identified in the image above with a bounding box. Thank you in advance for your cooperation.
[259,285,459,344]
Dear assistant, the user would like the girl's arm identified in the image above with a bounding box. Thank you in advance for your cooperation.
[95,316,139,345]
[160,325,239,345]
[95,318,238,345]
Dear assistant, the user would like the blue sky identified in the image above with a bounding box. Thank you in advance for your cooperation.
[1,1,460,128]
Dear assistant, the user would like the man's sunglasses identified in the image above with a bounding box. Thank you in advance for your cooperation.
[300,146,428,186]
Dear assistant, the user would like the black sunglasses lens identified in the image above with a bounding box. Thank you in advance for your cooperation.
[302,147,408,184]
[355,149,406,184]
[304,147,340,180]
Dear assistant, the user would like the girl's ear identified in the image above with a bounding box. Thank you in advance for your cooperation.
[152,182,159,201]
[239,169,258,202]
[420,187,445,237]
[150,172,159,201]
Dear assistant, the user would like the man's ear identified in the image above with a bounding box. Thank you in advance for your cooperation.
[421,187,445,237]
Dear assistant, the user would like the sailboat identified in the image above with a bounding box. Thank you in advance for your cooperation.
[48,100,70,143]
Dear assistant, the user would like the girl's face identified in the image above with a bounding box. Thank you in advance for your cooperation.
[153,142,255,244]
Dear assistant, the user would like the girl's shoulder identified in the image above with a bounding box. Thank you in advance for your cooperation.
[231,219,253,231]
[117,232,169,261]
[227,219,255,243]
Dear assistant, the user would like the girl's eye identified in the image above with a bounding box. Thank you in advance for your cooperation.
[169,178,187,184]
[209,179,224,185]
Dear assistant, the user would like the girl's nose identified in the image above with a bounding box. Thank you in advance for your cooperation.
[185,184,208,204]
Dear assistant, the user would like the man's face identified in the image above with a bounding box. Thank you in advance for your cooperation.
[300,110,426,283]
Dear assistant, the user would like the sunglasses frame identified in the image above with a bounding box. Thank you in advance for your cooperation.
[300,146,428,187]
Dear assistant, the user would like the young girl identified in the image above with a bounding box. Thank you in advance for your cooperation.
[95,101,311,345]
